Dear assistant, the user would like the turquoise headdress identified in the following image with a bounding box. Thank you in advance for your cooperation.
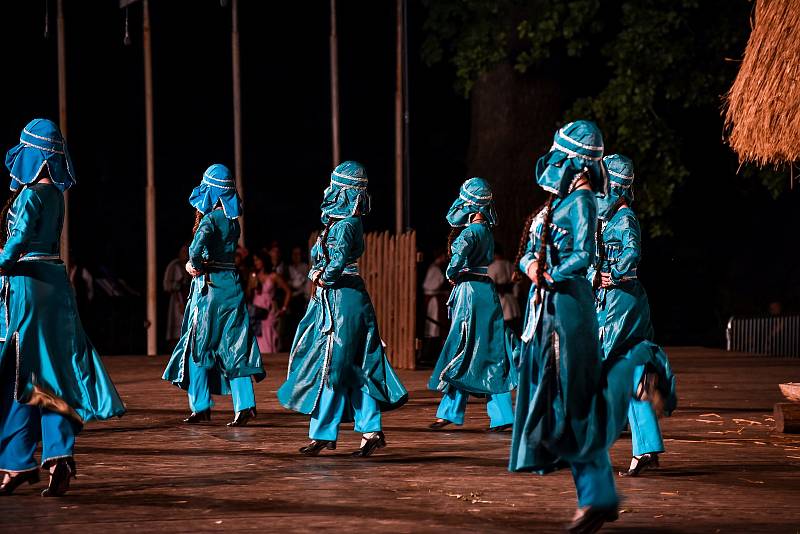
[597,154,634,221]
[320,161,371,223]
[446,177,498,227]
[5,119,75,192]
[188,164,242,218]
[535,120,607,198]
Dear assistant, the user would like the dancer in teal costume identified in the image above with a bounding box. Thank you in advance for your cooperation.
[428,178,517,432]
[508,121,650,533]
[278,161,408,457]
[162,164,265,427]
[589,154,677,477]
[0,119,125,497]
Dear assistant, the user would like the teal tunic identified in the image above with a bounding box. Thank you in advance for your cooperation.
[278,216,408,415]
[589,207,676,413]
[428,222,517,395]
[0,183,125,424]
[162,209,265,394]
[509,189,636,473]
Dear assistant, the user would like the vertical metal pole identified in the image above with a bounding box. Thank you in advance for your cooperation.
[143,0,157,356]
[57,0,69,272]
[394,0,404,235]
[329,0,340,168]
[232,0,245,245]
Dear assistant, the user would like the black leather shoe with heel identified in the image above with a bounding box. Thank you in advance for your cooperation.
[0,470,40,495]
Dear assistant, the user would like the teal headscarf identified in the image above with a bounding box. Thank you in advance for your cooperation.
[535,120,607,198]
[597,154,634,221]
[446,177,498,227]
[320,161,371,223]
[188,164,242,219]
[5,118,75,192]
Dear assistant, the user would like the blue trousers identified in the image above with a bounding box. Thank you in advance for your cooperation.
[309,385,381,441]
[629,364,664,456]
[571,453,619,509]
[0,365,78,472]
[436,388,514,428]
[187,357,255,413]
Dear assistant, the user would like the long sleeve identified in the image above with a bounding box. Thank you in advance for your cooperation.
[549,193,595,283]
[319,221,355,286]
[445,227,476,281]
[0,189,43,270]
[610,214,641,283]
[188,215,214,270]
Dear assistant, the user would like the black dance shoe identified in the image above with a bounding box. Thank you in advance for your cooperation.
[183,409,211,424]
[619,453,660,477]
[299,440,337,456]
[566,506,619,534]
[0,470,40,495]
[351,432,386,458]
[41,459,76,498]
[227,407,257,427]
[428,419,452,430]
[488,423,513,433]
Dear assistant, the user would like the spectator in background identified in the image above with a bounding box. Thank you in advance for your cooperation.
[268,242,287,277]
[488,244,521,335]
[163,244,191,347]
[423,250,448,339]
[235,244,250,291]
[248,250,291,354]
[286,246,311,340]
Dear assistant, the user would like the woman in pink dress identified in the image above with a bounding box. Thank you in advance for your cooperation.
[249,252,291,354]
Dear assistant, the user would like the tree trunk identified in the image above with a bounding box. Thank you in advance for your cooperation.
[466,64,563,262]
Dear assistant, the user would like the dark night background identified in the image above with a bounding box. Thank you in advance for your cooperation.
[1,1,799,354]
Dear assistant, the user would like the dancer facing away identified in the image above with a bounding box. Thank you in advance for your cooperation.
[428,178,517,432]
[162,164,265,427]
[508,121,647,533]
[589,154,677,477]
[278,161,408,457]
[0,119,125,496]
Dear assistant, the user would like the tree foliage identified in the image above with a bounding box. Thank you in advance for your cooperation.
[422,0,759,236]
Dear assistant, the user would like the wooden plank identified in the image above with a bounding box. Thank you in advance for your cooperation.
[775,402,800,433]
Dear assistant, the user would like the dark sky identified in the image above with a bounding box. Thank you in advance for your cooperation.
[0,0,467,273]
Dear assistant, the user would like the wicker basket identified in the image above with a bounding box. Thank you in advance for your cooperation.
[779,383,800,402]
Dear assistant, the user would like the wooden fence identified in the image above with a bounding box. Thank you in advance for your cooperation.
[308,230,418,369]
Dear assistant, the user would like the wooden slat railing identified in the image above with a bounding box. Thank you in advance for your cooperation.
[308,230,417,369]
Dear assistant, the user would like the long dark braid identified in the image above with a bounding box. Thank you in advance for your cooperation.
[512,203,545,283]
[191,210,203,236]
[592,219,605,290]
[533,195,555,300]
[446,227,465,259]
[0,188,24,247]
[320,219,337,264]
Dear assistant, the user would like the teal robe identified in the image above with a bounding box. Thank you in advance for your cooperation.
[0,183,125,424]
[428,222,517,395]
[162,209,265,394]
[589,207,677,413]
[278,216,408,415]
[509,189,637,473]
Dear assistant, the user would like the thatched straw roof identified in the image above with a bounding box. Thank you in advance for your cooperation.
[724,0,800,166]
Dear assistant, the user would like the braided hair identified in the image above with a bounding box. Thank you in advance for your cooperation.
[446,226,465,259]
[592,218,605,290]
[512,199,549,283]
[191,210,204,236]
[533,195,555,295]
[0,188,24,248]
[319,218,338,265]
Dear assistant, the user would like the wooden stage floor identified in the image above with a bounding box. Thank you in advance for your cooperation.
[2,348,800,533]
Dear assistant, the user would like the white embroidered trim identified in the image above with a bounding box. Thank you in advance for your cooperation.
[201,178,236,190]
[457,193,491,206]
[330,177,367,190]
[607,168,634,181]
[551,141,602,161]
[20,140,64,155]
[23,128,63,145]
[332,170,368,183]
[558,128,603,152]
